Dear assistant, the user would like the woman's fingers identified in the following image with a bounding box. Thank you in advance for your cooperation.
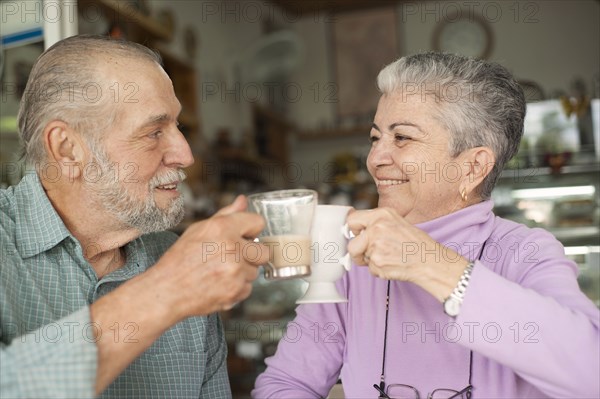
[347,227,370,266]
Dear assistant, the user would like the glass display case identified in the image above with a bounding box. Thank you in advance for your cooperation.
[493,163,600,306]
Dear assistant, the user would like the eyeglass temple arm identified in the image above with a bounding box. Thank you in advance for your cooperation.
[447,384,473,399]
[373,384,391,399]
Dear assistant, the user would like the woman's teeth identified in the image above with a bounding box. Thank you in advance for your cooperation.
[378,179,407,186]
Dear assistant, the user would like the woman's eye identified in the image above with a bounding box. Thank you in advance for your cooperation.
[394,134,410,142]
[369,135,379,143]
[148,131,162,139]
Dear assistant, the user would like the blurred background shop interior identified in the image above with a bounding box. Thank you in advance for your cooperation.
[1,0,599,397]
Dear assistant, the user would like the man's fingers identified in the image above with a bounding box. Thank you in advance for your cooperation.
[220,212,265,239]
[243,264,261,282]
[241,240,270,266]
[215,195,247,216]
[213,196,266,239]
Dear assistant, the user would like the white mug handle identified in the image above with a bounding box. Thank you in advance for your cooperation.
[339,223,358,271]
[342,223,355,239]
[339,253,352,271]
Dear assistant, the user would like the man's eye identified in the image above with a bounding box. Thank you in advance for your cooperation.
[395,134,410,141]
[148,131,162,139]
[369,135,379,143]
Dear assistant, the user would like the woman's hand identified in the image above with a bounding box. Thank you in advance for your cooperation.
[346,207,470,302]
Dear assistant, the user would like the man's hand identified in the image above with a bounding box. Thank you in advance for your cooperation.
[152,195,269,318]
[90,195,268,394]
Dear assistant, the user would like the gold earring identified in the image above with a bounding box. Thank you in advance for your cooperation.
[461,188,468,202]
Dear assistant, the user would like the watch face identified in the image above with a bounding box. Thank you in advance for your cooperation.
[444,298,461,317]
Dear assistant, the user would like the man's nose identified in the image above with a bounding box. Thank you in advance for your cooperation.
[163,129,195,169]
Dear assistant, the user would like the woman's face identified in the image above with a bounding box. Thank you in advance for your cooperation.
[367,92,470,224]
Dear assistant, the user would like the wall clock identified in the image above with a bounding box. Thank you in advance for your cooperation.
[432,13,493,59]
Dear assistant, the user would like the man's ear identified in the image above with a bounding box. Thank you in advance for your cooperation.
[459,146,496,198]
[43,120,86,181]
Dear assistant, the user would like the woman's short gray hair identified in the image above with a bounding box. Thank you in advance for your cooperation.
[377,52,525,199]
[18,34,162,167]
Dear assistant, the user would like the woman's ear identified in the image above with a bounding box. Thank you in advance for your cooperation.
[460,146,496,197]
[43,120,85,181]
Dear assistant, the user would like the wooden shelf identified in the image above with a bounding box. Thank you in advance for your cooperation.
[500,162,600,180]
[79,0,173,42]
[158,49,200,137]
[156,47,195,71]
[218,149,282,166]
[297,125,370,140]
[179,109,199,130]
[271,0,397,15]
[253,106,291,164]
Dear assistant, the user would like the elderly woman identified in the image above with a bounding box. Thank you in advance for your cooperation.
[252,53,599,398]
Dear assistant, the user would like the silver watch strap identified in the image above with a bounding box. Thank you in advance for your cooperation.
[449,261,475,301]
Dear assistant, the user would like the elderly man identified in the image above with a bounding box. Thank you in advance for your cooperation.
[0,35,268,398]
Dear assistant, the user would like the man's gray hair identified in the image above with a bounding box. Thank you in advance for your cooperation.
[18,34,162,167]
[377,52,526,199]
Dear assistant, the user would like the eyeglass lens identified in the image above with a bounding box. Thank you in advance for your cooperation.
[383,384,471,399]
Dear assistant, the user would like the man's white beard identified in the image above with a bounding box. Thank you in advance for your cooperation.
[86,147,186,234]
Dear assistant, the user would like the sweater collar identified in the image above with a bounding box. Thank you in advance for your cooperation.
[415,200,496,259]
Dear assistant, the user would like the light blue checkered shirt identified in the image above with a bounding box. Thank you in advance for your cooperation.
[0,173,231,398]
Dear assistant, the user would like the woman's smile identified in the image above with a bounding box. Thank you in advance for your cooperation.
[375,178,409,187]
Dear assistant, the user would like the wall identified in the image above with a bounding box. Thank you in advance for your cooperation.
[400,0,600,96]
[147,0,266,147]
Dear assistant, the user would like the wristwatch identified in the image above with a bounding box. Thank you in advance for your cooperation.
[443,262,475,317]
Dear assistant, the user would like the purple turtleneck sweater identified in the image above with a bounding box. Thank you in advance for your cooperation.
[252,201,600,398]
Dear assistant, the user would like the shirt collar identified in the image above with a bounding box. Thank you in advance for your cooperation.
[15,172,72,258]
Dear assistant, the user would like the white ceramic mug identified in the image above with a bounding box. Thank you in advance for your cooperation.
[296,204,353,304]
